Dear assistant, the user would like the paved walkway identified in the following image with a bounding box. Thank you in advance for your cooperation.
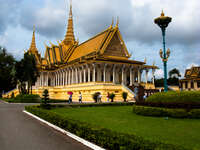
[0,100,91,150]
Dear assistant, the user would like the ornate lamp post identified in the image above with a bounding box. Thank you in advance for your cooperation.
[154,10,172,92]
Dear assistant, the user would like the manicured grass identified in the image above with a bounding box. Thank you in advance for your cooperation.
[50,106,200,149]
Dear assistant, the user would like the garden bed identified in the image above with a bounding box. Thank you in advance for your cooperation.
[25,105,200,150]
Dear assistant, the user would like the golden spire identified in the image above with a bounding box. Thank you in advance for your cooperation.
[109,17,114,29]
[29,25,38,52]
[116,16,119,27]
[161,9,165,16]
[63,0,75,45]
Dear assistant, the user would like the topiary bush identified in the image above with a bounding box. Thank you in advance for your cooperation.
[122,92,128,102]
[109,93,115,102]
[41,89,50,109]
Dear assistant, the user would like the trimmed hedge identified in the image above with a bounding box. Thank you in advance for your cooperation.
[136,101,200,109]
[133,105,200,118]
[25,105,188,150]
[14,94,41,103]
[52,102,134,108]
[147,91,200,103]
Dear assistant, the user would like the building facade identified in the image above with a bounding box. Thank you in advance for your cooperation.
[179,66,200,91]
[4,3,157,101]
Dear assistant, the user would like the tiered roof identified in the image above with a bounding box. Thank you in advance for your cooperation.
[28,2,157,70]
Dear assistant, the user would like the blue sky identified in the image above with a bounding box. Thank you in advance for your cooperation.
[0,0,199,78]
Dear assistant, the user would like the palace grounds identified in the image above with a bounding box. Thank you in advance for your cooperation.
[26,104,200,150]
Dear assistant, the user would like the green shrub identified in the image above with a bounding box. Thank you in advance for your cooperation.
[109,93,115,102]
[52,102,134,108]
[25,105,188,150]
[133,105,200,118]
[147,91,200,103]
[14,94,41,103]
[122,92,128,102]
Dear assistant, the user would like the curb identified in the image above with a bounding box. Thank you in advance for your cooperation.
[23,110,105,150]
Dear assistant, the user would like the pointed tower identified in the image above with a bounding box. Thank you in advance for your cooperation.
[29,25,38,52]
[28,25,41,65]
[63,1,75,45]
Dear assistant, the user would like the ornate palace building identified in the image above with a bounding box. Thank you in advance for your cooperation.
[4,3,157,101]
[179,66,200,90]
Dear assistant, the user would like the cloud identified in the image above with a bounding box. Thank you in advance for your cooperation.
[155,69,164,78]
[0,0,23,34]
[18,0,66,39]
[0,0,199,76]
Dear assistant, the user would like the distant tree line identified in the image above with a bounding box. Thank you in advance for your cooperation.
[155,68,181,87]
[0,46,38,97]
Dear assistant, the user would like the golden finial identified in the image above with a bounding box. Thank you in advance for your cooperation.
[111,17,114,26]
[44,42,48,47]
[116,16,119,27]
[57,40,60,45]
[161,9,165,16]
[33,25,35,33]
[144,57,147,63]
[153,60,155,66]
[109,17,114,29]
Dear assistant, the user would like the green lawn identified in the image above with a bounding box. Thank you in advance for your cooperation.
[50,106,200,149]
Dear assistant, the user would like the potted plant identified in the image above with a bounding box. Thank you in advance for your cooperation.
[109,93,115,102]
[122,92,128,102]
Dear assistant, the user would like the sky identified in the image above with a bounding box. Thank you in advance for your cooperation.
[0,0,199,79]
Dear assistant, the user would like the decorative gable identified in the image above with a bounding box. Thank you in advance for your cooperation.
[103,32,127,58]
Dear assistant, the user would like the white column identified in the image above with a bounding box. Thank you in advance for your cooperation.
[122,65,124,85]
[68,69,71,85]
[132,69,135,84]
[138,69,141,83]
[56,72,58,86]
[57,71,60,86]
[152,69,155,84]
[72,68,74,84]
[65,69,68,85]
[88,66,91,82]
[104,64,107,82]
[62,70,65,86]
[75,68,78,83]
[42,72,44,87]
[93,64,96,82]
[83,66,86,82]
[130,67,133,86]
[113,65,116,84]
[79,68,82,83]
[145,69,149,84]
[39,74,41,86]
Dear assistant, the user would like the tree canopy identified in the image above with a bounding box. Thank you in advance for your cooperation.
[169,68,181,78]
[15,52,39,94]
[0,46,16,96]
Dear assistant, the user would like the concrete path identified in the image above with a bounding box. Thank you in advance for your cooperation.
[0,100,91,150]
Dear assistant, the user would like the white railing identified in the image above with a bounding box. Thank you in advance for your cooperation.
[121,84,135,96]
